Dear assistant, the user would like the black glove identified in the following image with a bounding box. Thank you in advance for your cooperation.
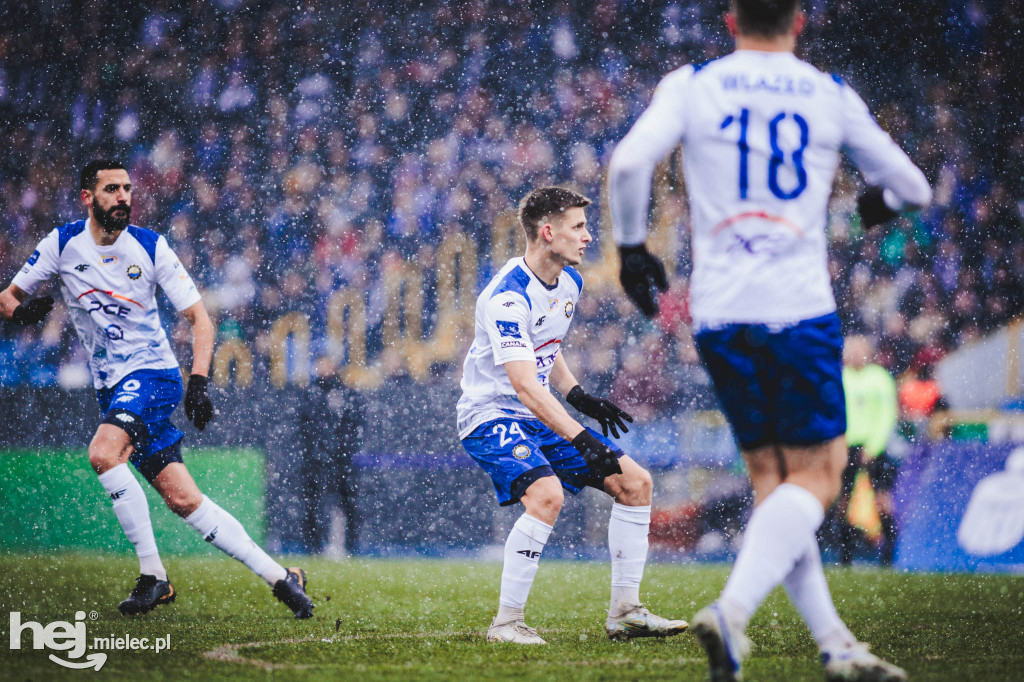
[566,385,634,438]
[11,296,53,324]
[618,244,668,318]
[856,185,900,229]
[571,430,622,478]
[184,374,214,431]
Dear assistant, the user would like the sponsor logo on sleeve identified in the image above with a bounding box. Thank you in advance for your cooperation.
[501,340,527,349]
[496,320,521,338]
[26,251,40,266]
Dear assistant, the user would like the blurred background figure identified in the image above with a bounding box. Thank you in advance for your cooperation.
[898,362,949,428]
[824,335,899,565]
[298,357,365,555]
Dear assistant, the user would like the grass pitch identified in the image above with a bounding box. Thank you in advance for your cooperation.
[1,554,1021,681]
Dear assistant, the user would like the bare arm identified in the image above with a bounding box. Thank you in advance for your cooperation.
[549,352,580,397]
[504,360,585,442]
[0,284,29,319]
[180,300,214,377]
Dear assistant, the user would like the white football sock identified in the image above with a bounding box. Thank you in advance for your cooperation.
[608,503,650,616]
[720,483,824,628]
[496,513,553,621]
[783,531,856,651]
[97,464,166,581]
[184,496,287,585]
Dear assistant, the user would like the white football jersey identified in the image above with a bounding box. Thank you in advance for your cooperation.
[12,219,201,389]
[457,257,582,438]
[610,50,931,326]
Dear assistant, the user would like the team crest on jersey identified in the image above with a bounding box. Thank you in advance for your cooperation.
[126,264,142,280]
[564,301,574,318]
[512,444,530,460]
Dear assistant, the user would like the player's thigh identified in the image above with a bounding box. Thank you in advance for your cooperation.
[541,425,625,496]
[694,325,775,450]
[740,444,784,504]
[151,462,204,516]
[779,435,847,507]
[770,314,846,446]
[461,418,557,507]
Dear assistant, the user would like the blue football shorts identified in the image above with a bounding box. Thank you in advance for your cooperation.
[96,368,185,482]
[461,416,625,506]
[694,313,846,450]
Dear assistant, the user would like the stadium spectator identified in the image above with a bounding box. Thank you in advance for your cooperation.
[898,363,948,421]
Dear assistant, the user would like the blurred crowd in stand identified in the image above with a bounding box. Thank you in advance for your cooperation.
[2,1,1021,440]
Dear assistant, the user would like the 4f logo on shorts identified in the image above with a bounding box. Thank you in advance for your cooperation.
[516,550,541,559]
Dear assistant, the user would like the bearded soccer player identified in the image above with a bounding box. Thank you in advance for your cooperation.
[457,186,687,644]
[609,1,931,680]
[0,160,313,619]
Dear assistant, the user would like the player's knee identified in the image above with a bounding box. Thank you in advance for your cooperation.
[524,478,564,519]
[88,440,121,473]
[636,467,653,500]
[536,488,564,517]
[617,467,652,505]
[163,488,203,517]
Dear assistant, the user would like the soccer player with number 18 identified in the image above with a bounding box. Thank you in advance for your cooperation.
[610,1,931,680]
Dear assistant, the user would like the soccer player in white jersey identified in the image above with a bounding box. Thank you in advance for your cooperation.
[458,186,688,644]
[0,160,313,619]
[609,1,931,680]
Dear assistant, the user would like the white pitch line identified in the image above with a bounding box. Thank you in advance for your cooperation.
[202,628,702,671]
[203,630,519,670]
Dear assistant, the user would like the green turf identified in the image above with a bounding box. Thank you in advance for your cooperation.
[0,554,1021,680]
[0,449,266,555]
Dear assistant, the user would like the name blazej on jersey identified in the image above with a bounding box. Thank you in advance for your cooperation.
[626,51,923,326]
[12,219,201,389]
[457,257,582,439]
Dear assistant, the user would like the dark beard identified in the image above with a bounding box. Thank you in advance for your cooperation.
[92,198,131,232]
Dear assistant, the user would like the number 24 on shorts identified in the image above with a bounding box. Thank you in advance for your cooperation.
[492,422,525,447]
